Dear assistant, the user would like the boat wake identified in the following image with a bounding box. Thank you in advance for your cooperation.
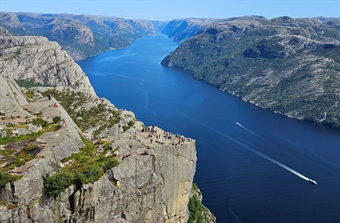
[235,122,317,185]
[235,122,259,137]
[229,207,242,223]
[175,115,317,185]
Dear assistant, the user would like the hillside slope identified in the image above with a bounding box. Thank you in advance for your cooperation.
[162,18,216,42]
[0,12,161,60]
[162,16,340,128]
[0,35,95,95]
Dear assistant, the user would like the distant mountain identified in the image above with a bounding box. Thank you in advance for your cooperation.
[162,18,216,42]
[162,16,340,128]
[0,12,164,60]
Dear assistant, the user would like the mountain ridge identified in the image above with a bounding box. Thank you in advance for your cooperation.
[0,12,164,60]
[161,16,340,129]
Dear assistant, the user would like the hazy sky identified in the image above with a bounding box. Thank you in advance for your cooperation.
[0,0,339,20]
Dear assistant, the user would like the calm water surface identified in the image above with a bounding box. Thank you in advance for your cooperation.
[77,34,340,223]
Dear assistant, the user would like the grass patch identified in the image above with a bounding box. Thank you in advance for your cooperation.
[16,79,53,88]
[44,135,119,196]
[123,121,135,132]
[0,131,43,145]
[42,88,123,135]
[0,117,62,171]
[0,172,22,187]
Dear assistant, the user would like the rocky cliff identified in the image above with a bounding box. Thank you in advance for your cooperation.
[162,16,340,129]
[0,77,199,223]
[0,35,214,222]
[0,12,161,60]
[0,35,95,95]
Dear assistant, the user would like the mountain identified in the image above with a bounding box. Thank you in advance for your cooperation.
[162,18,216,42]
[161,16,340,129]
[0,12,163,60]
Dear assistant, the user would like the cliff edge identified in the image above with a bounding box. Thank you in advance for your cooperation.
[0,76,198,223]
[0,34,214,222]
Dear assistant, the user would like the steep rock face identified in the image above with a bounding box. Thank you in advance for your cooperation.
[0,76,31,120]
[0,12,158,60]
[52,131,196,223]
[0,35,95,95]
[162,16,340,128]
[0,77,199,223]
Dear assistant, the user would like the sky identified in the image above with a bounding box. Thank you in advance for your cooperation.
[0,0,339,21]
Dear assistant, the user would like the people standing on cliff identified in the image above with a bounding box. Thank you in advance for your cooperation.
[62,119,66,127]
[48,94,51,100]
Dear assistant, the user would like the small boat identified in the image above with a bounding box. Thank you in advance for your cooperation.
[308,179,317,185]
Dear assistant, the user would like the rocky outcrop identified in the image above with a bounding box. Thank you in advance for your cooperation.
[0,76,32,120]
[0,35,95,95]
[0,77,199,222]
[49,129,197,223]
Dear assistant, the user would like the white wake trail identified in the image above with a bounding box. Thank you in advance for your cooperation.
[235,122,314,183]
[248,146,310,181]
[236,122,259,136]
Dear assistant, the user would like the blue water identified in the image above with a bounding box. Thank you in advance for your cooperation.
[77,34,340,223]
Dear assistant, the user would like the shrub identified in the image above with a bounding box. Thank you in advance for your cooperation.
[188,193,204,223]
[0,172,21,187]
[31,117,47,127]
[75,164,103,185]
[52,116,61,124]
[43,170,75,196]
[44,136,119,196]
[23,144,37,152]
[123,120,135,132]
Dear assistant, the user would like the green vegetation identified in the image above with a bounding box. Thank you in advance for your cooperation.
[0,172,22,187]
[15,79,53,88]
[0,116,62,172]
[123,121,135,132]
[44,136,119,196]
[0,141,42,171]
[0,131,42,145]
[42,89,122,134]
[52,116,61,124]
[188,193,205,223]
[162,18,340,129]
[0,116,61,145]
[95,139,113,151]
[6,150,35,169]
[25,89,35,101]
[31,117,48,127]
[188,183,216,223]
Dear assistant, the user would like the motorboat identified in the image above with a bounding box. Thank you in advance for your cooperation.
[308,179,317,185]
